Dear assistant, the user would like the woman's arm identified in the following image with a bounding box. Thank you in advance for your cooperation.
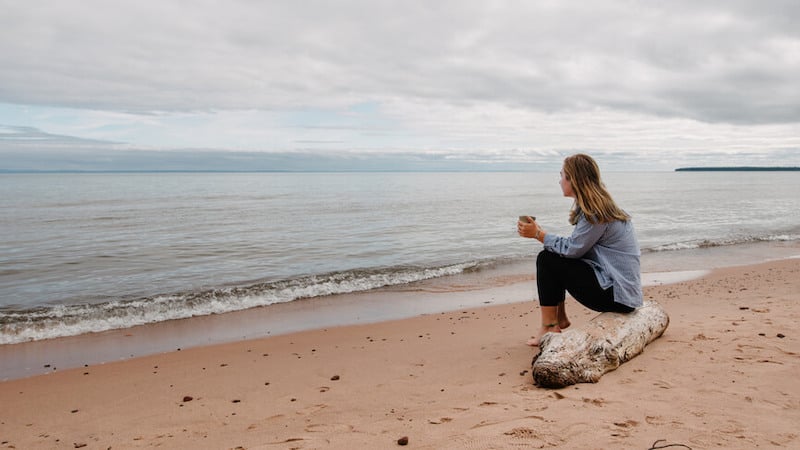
[543,215,607,258]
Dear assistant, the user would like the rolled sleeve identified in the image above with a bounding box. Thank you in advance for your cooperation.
[544,215,607,258]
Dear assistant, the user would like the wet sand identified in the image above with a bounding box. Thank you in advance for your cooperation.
[1,257,798,449]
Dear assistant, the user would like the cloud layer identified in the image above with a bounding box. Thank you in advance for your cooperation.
[1,1,799,168]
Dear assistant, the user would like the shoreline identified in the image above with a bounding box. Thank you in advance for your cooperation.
[0,268,708,382]
[0,257,797,448]
[0,266,709,382]
[1,240,799,382]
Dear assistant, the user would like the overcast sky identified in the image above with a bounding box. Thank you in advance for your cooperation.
[1,0,799,170]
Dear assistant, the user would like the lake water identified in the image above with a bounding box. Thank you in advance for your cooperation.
[1,171,798,344]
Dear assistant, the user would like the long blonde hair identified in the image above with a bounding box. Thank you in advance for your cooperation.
[563,154,630,225]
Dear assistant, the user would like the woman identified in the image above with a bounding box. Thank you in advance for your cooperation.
[518,154,642,346]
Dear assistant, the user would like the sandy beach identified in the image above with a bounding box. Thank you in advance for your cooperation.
[1,257,798,449]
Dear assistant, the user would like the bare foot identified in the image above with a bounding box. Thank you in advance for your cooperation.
[526,325,562,346]
[559,319,571,330]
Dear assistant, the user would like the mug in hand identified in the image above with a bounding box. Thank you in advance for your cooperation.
[518,215,536,223]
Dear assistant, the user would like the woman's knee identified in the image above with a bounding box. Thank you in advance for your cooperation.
[536,249,559,268]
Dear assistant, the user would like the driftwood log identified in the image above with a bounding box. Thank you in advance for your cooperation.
[531,301,669,388]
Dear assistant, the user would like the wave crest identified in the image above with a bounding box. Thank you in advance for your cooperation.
[0,262,476,344]
[645,233,800,253]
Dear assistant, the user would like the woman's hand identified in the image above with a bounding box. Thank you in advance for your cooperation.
[517,216,541,239]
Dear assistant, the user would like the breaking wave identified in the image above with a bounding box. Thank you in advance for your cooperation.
[644,233,800,253]
[0,262,478,344]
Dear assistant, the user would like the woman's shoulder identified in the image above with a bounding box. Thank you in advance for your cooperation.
[577,210,608,226]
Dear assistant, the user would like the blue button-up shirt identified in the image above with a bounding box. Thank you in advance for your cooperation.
[542,212,643,308]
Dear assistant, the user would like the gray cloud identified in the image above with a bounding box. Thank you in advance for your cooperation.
[0,125,564,172]
[2,124,795,172]
[0,125,116,147]
[2,1,798,125]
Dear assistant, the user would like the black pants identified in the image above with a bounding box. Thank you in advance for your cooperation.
[536,250,634,313]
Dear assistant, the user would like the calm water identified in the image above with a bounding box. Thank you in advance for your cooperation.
[1,171,799,344]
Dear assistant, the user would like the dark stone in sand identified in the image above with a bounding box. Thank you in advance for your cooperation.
[397,436,409,445]
[331,375,340,381]
[183,396,194,402]
[777,333,786,338]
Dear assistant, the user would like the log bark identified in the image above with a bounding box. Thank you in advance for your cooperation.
[531,301,669,388]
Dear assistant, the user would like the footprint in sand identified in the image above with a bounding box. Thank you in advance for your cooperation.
[305,423,354,433]
[645,415,666,425]
[582,397,605,406]
[613,419,639,428]
[428,417,453,425]
[296,403,328,416]
[653,380,674,389]
[504,427,540,438]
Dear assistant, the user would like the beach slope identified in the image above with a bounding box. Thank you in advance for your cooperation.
[1,259,798,449]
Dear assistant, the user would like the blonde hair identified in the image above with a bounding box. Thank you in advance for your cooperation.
[563,154,630,225]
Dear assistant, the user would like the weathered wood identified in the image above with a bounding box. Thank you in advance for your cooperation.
[531,301,669,388]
